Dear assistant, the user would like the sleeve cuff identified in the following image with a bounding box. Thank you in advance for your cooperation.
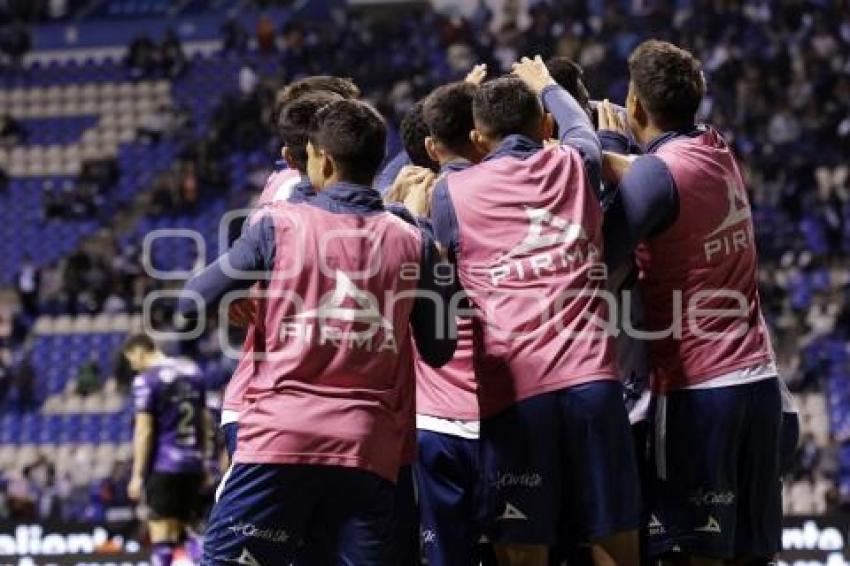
[599,130,630,154]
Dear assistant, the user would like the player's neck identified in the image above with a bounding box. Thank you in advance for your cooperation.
[143,351,169,370]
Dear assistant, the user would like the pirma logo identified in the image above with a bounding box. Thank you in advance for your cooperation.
[280,270,398,353]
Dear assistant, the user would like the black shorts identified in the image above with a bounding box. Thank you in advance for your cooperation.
[146,472,203,521]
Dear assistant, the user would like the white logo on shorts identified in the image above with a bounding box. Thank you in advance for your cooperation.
[648,514,665,536]
[695,515,722,534]
[689,488,735,507]
[235,548,262,565]
[497,502,528,520]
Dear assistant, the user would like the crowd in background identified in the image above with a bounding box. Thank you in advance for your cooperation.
[1,0,850,521]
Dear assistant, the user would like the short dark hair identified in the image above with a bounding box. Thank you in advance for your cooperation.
[472,77,543,140]
[122,333,156,354]
[423,82,477,154]
[278,91,344,172]
[276,75,360,112]
[628,40,705,131]
[400,101,437,170]
[308,100,387,185]
[546,56,589,111]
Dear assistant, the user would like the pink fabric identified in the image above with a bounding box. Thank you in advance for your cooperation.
[415,315,478,420]
[221,169,302,413]
[234,202,423,482]
[447,145,617,417]
[645,129,775,392]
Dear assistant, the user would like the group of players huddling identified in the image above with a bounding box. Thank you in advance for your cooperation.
[123,39,801,566]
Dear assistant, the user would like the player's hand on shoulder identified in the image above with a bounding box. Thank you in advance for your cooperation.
[403,170,437,217]
[465,63,487,86]
[602,151,638,185]
[385,165,436,215]
[512,55,555,94]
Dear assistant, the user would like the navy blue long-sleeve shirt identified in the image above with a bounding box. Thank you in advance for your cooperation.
[178,181,456,368]
[602,127,712,271]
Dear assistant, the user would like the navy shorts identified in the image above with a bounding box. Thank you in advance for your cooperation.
[203,463,395,565]
[648,377,782,559]
[392,465,420,565]
[415,430,490,565]
[222,422,238,459]
[482,380,642,546]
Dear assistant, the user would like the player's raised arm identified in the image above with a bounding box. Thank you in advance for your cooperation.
[513,55,602,186]
[177,213,277,320]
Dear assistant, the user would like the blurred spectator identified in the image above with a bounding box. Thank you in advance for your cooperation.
[221,16,249,54]
[0,353,9,405]
[46,0,69,20]
[256,14,276,53]
[75,357,101,396]
[239,63,259,97]
[0,114,24,147]
[16,255,40,317]
[12,353,36,410]
[126,34,157,79]
[795,433,822,482]
[0,20,31,69]
[160,29,186,78]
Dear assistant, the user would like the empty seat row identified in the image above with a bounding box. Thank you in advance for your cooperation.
[0,81,171,105]
[33,313,143,335]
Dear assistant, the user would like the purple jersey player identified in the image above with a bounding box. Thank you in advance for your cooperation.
[124,334,209,566]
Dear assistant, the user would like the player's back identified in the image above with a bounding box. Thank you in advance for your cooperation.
[236,197,425,482]
[445,142,616,416]
[134,358,205,474]
[643,128,774,391]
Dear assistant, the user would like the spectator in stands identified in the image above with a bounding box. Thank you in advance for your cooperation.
[239,63,259,97]
[0,114,24,147]
[0,477,9,520]
[795,432,822,482]
[221,15,249,54]
[160,29,186,78]
[126,34,157,79]
[75,357,101,396]
[46,0,69,20]
[0,352,9,405]
[256,14,276,53]
[15,255,40,318]
[0,19,31,69]
[5,469,37,520]
[12,353,35,410]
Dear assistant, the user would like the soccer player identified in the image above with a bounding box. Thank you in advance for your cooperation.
[412,79,490,566]
[219,90,346,459]
[600,40,782,563]
[124,333,208,566]
[430,57,641,566]
[179,99,455,564]
[274,75,360,113]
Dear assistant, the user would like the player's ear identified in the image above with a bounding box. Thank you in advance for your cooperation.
[322,150,336,181]
[282,146,298,170]
[470,129,489,155]
[424,136,440,164]
[542,112,555,141]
